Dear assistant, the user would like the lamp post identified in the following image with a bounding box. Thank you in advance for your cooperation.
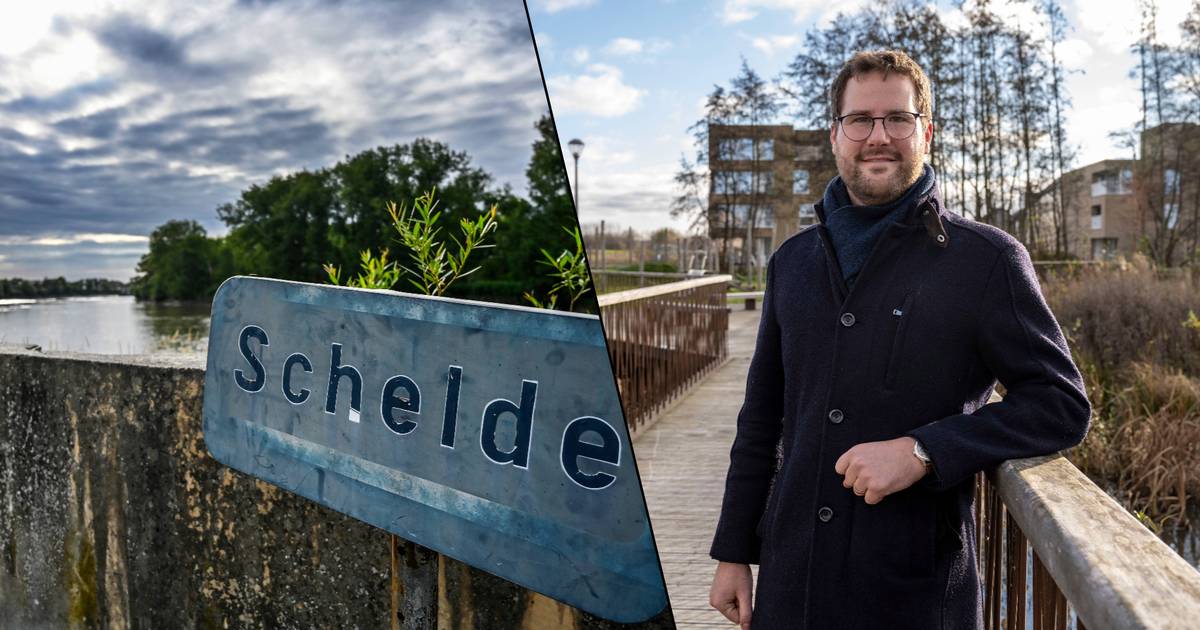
[567,138,584,211]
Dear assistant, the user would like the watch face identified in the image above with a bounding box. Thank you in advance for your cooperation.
[913,441,931,464]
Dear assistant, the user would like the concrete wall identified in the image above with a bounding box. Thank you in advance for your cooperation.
[0,346,674,629]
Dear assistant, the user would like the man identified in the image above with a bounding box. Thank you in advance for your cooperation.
[707,50,1090,629]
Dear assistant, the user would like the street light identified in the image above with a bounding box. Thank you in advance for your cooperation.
[567,138,584,211]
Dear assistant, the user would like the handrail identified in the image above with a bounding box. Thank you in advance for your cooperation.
[598,275,732,307]
[590,269,693,278]
[989,455,1200,629]
[599,276,731,436]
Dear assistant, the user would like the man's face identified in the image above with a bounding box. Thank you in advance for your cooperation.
[829,71,933,206]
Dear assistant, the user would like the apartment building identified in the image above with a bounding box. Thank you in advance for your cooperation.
[1038,123,1200,263]
[1043,159,1139,260]
[706,124,837,258]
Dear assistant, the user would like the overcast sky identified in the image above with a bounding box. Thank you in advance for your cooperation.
[0,0,548,281]
[531,0,1192,235]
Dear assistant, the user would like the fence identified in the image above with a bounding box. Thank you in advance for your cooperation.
[977,453,1200,629]
[598,276,731,436]
[592,269,694,294]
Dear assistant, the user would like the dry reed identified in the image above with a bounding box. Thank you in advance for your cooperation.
[1043,255,1200,528]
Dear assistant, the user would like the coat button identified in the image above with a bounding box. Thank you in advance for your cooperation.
[828,409,844,424]
[839,312,856,327]
[817,506,834,522]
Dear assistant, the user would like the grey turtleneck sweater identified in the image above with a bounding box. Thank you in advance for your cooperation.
[821,164,935,288]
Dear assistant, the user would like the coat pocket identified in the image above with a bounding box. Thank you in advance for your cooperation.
[883,292,915,390]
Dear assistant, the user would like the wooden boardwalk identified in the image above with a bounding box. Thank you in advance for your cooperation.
[633,309,761,628]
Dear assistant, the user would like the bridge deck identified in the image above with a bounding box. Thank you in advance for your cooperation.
[634,309,762,628]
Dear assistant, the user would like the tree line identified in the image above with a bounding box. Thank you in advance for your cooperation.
[676,0,1080,262]
[132,115,579,305]
[1119,0,1200,265]
[0,277,129,299]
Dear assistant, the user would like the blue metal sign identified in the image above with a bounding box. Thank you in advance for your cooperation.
[201,276,666,622]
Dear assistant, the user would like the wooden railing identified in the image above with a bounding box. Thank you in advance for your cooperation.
[598,276,731,437]
[592,269,694,294]
[978,454,1200,629]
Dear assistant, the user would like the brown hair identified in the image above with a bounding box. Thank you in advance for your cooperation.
[829,50,932,121]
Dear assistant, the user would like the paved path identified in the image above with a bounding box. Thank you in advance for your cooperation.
[634,309,761,629]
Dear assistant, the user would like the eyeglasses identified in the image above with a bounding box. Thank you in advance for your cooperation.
[835,112,923,142]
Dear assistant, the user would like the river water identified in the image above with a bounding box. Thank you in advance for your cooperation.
[0,295,209,355]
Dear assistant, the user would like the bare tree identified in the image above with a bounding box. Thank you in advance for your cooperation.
[674,62,781,274]
[730,59,783,272]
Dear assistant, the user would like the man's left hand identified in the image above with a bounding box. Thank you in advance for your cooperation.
[834,437,928,504]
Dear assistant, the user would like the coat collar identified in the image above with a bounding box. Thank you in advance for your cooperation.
[813,174,949,249]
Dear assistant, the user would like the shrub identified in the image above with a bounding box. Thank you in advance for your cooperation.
[1044,255,1200,382]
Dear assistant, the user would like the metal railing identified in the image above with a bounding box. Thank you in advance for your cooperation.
[978,454,1200,629]
[598,276,731,437]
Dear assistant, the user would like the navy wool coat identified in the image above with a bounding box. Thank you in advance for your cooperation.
[709,184,1091,630]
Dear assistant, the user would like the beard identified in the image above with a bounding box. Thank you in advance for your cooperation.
[836,149,925,206]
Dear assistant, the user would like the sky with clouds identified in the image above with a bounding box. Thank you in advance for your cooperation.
[529,0,1194,235]
[0,0,548,281]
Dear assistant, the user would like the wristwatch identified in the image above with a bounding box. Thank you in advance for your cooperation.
[912,439,932,467]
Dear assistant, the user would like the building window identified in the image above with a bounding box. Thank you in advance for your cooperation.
[712,203,746,228]
[757,139,774,160]
[793,169,810,194]
[717,138,773,160]
[1091,238,1118,261]
[712,170,771,195]
[758,206,775,228]
[798,203,817,226]
[1091,205,1102,230]
[714,204,774,228]
[1165,203,1180,229]
[718,138,753,161]
[1165,168,1181,229]
[1091,170,1132,196]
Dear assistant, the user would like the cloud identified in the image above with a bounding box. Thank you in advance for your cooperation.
[571,163,682,233]
[547,64,645,117]
[0,0,550,280]
[719,0,823,24]
[604,37,671,57]
[96,15,187,67]
[0,233,148,246]
[607,37,643,55]
[0,239,148,280]
[572,47,590,63]
[750,34,800,57]
[1075,0,1189,51]
[1056,38,1093,72]
[533,0,598,14]
[563,135,637,169]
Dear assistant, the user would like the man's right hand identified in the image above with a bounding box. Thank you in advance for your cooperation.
[709,561,753,629]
